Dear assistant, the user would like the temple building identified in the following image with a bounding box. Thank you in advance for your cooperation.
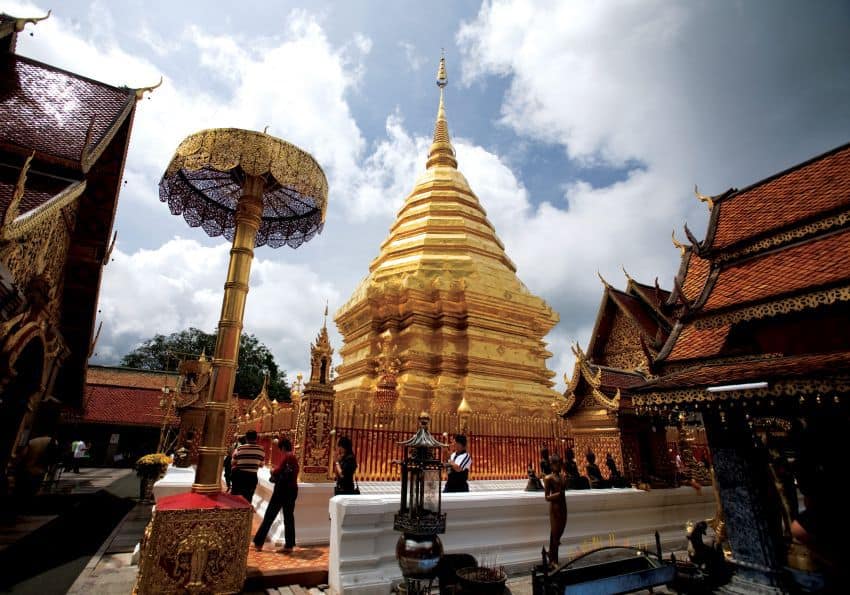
[633,143,850,591]
[61,365,180,466]
[0,12,151,490]
[334,57,560,419]
[558,275,675,484]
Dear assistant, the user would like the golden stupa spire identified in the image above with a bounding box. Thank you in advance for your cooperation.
[426,52,458,170]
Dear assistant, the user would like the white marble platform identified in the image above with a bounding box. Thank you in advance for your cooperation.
[328,486,715,595]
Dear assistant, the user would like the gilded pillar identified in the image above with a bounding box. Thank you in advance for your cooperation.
[193,176,263,493]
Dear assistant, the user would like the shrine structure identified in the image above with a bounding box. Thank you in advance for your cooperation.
[332,58,565,479]
[557,275,676,485]
[633,143,850,591]
[335,56,560,418]
[0,11,151,494]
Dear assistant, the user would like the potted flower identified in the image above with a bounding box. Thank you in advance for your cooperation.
[136,453,171,501]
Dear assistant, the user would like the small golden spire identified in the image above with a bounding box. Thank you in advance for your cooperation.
[426,53,457,170]
[323,300,328,327]
[457,394,472,415]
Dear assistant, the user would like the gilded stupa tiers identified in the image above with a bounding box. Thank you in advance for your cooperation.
[334,57,560,417]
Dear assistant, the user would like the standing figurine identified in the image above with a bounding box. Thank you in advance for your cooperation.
[544,454,568,568]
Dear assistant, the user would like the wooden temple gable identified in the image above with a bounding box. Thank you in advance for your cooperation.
[0,11,150,480]
[558,275,673,482]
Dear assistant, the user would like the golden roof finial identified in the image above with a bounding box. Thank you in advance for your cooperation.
[134,76,163,101]
[457,394,472,415]
[671,230,687,255]
[596,270,611,288]
[426,52,457,170]
[2,151,35,233]
[694,184,714,209]
[13,9,50,33]
[323,300,329,328]
[198,348,207,363]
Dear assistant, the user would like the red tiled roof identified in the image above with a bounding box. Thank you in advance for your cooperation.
[597,367,647,390]
[82,385,168,427]
[703,228,850,312]
[0,164,82,222]
[0,54,134,167]
[711,143,850,250]
[629,281,671,316]
[666,323,731,362]
[681,253,710,302]
[640,351,850,391]
[86,366,180,391]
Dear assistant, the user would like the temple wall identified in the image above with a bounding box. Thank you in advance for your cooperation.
[328,487,715,595]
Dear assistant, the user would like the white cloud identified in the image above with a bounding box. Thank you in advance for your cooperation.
[8,0,847,393]
[455,0,850,376]
[398,41,425,71]
[97,239,341,381]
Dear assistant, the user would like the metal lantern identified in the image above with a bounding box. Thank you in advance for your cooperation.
[394,412,447,590]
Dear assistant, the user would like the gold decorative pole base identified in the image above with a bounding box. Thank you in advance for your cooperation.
[134,494,252,594]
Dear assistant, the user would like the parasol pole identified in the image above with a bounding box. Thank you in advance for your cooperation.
[193,175,264,493]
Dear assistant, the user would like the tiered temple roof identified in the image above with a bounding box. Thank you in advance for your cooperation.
[637,142,850,407]
[0,11,151,404]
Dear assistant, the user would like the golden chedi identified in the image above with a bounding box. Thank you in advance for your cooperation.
[335,57,560,418]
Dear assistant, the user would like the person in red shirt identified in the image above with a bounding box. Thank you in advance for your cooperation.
[253,436,299,551]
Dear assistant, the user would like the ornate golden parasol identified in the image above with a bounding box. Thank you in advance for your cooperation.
[158,128,328,493]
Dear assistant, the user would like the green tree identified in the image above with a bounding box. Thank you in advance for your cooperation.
[120,327,290,401]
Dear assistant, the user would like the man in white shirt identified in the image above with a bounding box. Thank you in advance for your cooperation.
[71,439,87,473]
[444,434,471,493]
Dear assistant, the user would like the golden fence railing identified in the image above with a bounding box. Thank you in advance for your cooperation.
[245,401,572,481]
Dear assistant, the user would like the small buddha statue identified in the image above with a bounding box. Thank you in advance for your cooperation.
[565,448,589,489]
[585,451,607,489]
[525,462,543,491]
[605,452,627,488]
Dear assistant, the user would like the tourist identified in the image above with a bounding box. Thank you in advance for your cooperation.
[253,437,299,552]
[544,453,568,567]
[230,431,265,505]
[444,434,472,493]
[222,440,238,492]
[71,439,87,473]
[333,436,359,495]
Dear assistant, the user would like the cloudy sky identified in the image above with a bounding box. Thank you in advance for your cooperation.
[3,0,849,386]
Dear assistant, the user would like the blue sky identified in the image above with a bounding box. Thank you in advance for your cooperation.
[3,0,849,388]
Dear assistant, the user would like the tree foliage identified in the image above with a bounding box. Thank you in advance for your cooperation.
[120,327,290,401]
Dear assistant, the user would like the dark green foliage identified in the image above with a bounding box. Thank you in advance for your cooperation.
[120,327,290,401]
